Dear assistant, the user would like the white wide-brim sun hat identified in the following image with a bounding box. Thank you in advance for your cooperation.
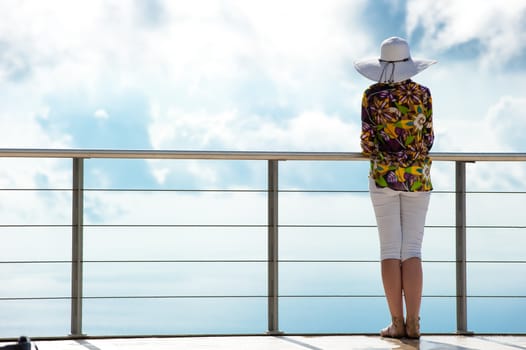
[354,36,437,83]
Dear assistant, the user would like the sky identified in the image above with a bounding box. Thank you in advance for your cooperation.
[0,0,525,150]
[1,0,526,191]
[1,0,526,337]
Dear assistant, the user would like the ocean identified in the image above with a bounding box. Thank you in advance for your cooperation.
[1,159,525,337]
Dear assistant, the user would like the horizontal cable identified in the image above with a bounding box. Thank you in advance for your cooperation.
[1,259,525,264]
[0,188,72,191]
[1,224,526,229]
[0,224,268,228]
[1,188,525,195]
[0,296,72,301]
[2,295,525,302]
[0,224,71,227]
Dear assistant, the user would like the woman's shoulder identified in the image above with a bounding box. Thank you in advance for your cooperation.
[406,80,431,93]
[364,82,391,96]
[364,80,431,97]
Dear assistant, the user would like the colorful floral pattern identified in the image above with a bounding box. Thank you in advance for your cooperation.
[361,79,434,192]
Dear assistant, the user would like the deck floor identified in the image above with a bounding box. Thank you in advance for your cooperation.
[10,335,526,350]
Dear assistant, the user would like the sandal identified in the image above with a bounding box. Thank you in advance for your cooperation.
[380,316,406,338]
[405,316,421,339]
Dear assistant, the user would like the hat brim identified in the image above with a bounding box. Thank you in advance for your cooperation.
[354,57,437,83]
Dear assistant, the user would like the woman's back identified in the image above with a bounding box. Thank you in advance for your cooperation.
[360,79,434,191]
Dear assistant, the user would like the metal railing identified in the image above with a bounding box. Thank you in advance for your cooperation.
[0,149,525,338]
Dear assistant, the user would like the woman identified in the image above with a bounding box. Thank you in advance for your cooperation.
[354,37,436,339]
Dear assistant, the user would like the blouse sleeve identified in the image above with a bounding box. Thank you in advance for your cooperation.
[360,92,375,157]
[423,89,434,151]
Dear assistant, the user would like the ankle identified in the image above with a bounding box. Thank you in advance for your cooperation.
[380,316,406,338]
[405,316,421,339]
[392,316,404,325]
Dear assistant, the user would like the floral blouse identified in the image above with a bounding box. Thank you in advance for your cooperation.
[360,79,434,192]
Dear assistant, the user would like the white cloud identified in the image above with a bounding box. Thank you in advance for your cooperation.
[434,95,526,153]
[1,0,362,96]
[0,0,369,149]
[487,96,526,150]
[0,81,71,148]
[406,0,526,67]
[151,166,170,184]
[94,109,109,120]
[430,93,526,191]
[148,108,361,152]
[147,108,362,187]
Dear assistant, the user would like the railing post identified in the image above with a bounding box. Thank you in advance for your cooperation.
[71,158,84,336]
[267,160,282,334]
[455,161,471,334]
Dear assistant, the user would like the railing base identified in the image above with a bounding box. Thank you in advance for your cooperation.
[266,330,285,336]
[455,330,475,336]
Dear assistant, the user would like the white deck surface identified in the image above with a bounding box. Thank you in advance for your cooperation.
[11,335,526,350]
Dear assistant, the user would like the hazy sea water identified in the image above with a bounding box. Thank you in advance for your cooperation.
[1,229,525,337]
[1,160,525,337]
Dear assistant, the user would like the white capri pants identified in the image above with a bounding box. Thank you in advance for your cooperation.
[369,178,431,261]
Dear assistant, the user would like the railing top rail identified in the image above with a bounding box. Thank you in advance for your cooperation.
[0,149,526,161]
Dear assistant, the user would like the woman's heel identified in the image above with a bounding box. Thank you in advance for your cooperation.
[405,316,421,339]
[380,316,406,338]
